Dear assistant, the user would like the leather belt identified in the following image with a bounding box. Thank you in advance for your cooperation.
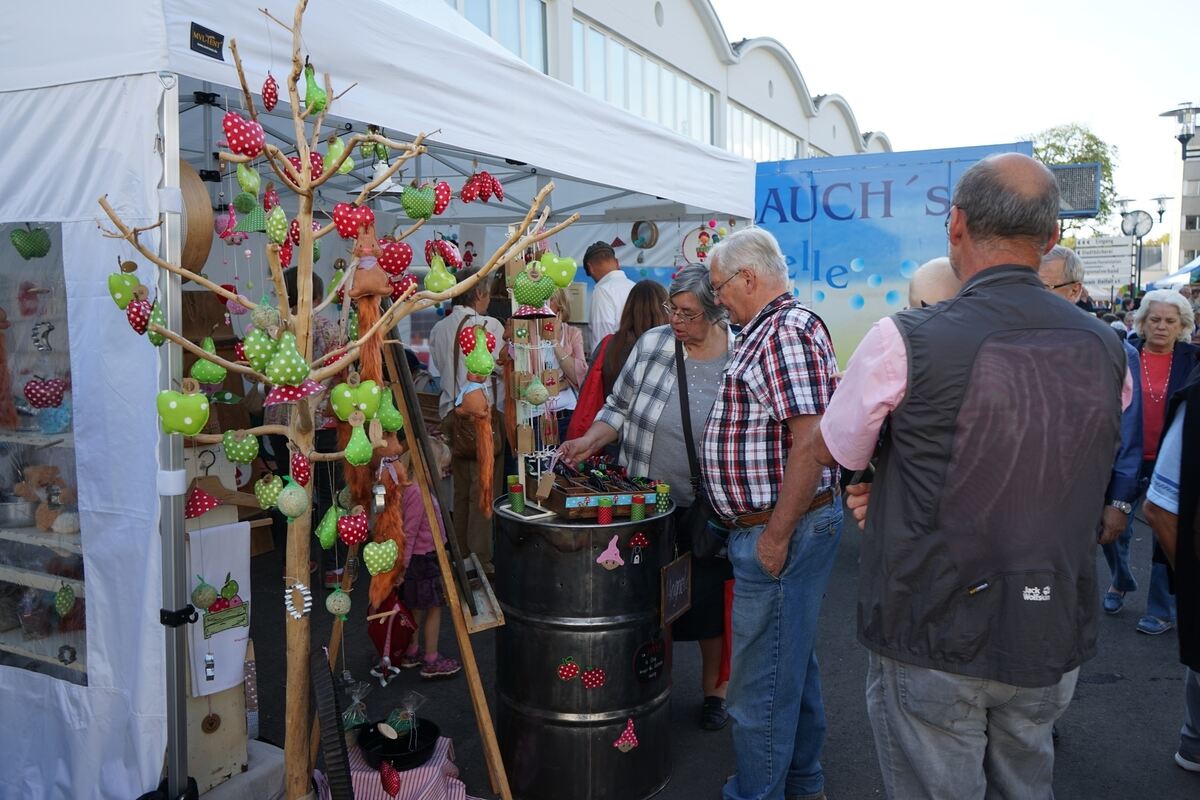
[720,488,838,530]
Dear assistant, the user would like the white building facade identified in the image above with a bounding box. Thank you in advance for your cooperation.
[444,0,892,161]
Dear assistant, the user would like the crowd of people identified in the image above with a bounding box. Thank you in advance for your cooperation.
[408,152,1200,798]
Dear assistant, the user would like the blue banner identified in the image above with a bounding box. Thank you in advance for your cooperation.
[755,142,1033,360]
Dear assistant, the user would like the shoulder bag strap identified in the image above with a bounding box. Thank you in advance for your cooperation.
[674,338,702,495]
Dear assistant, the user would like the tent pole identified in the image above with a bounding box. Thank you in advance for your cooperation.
[158,73,191,798]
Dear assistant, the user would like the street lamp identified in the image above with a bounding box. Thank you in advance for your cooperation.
[1160,103,1200,161]
[1151,195,1173,223]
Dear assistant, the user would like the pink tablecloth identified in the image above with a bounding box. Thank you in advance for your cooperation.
[317,735,483,800]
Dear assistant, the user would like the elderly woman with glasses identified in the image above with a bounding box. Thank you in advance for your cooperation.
[1108,289,1200,634]
[561,264,736,730]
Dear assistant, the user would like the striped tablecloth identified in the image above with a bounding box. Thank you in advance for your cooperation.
[317,736,481,800]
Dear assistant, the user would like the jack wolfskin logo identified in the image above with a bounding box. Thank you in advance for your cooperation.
[1022,586,1052,602]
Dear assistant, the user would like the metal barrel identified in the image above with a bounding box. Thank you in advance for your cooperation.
[493,501,675,800]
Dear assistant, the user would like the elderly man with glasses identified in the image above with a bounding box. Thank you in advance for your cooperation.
[701,227,842,800]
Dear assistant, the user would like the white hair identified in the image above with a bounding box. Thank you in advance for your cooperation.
[1041,245,1084,284]
[708,227,788,285]
[1133,289,1196,343]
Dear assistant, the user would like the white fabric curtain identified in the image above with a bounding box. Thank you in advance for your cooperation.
[0,74,166,799]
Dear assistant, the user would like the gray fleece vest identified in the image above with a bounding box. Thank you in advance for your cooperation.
[859,265,1126,687]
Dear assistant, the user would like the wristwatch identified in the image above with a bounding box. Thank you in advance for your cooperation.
[1107,500,1133,515]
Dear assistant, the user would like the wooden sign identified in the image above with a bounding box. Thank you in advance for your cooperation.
[660,552,692,627]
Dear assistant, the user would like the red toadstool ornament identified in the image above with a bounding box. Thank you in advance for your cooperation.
[185,487,221,519]
[629,532,649,565]
[613,718,639,753]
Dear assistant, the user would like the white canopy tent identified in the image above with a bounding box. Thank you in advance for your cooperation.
[0,2,753,797]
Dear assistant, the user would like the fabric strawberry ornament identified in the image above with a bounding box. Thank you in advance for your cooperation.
[222,111,265,158]
[378,241,412,275]
[288,218,302,246]
[435,239,462,269]
[308,151,325,179]
[477,171,494,203]
[286,156,304,188]
[234,341,247,362]
[379,761,401,797]
[290,449,311,487]
[262,73,279,111]
[278,239,293,269]
[433,181,452,215]
[490,174,504,202]
[185,487,221,519]
[263,185,280,212]
[390,273,417,301]
[337,506,369,546]
[558,657,580,681]
[458,325,496,357]
[332,203,362,239]
[127,297,152,336]
[459,178,479,204]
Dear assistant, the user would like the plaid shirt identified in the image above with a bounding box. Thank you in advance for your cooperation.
[701,294,838,519]
[594,325,680,478]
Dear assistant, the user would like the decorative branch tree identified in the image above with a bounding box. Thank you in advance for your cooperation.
[98,1,577,795]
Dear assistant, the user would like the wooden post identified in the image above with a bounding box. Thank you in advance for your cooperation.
[384,346,513,800]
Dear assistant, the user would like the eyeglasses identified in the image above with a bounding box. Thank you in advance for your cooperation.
[1043,280,1079,291]
[711,269,744,295]
[944,204,968,233]
[662,302,704,322]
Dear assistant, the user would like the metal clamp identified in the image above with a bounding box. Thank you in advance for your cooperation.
[160,605,198,628]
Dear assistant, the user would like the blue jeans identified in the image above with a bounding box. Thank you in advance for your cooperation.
[1182,668,1200,762]
[722,503,842,800]
[1102,460,1154,594]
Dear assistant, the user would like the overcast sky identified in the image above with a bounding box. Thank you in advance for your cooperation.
[711,0,1199,241]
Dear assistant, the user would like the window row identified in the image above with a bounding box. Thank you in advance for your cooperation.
[726,103,801,162]
[448,0,547,73]
[571,19,715,145]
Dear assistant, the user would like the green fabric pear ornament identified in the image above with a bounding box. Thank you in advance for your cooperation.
[344,423,373,467]
[266,331,310,387]
[304,63,327,113]
[315,505,341,549]
[378,388,405,433]
[326,135,355,175]
[190,337,228,384]
[424,254,457,293]
[147,302,166,347]
[236,162,261,196]
[266,205,288,245]
[464,327,495,379]
[243,327,277,373]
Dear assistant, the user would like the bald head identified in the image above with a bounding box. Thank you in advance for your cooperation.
[908,257,962,308]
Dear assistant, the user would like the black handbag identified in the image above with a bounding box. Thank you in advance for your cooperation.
[674,339,727,559]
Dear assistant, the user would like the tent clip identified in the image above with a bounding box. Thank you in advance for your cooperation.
[160,605,198,628]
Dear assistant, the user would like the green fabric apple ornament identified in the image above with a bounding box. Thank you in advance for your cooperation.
[254,473,284,509]
[236,162,261,196]
[362,539,398,576]
[108,268,141,310]
[400,185,435,220]
[513,263,556,307]
[10,225,51,260]
[222,430,259,464]
[190,337,228,384]
[243,327,278,372]
[266,331,310,387]
[157,380,210,436]
[540,252,578,288]
[378,388,405,433]
[330,375,381,421]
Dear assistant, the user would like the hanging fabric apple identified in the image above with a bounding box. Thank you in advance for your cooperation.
[157,380,210,436]
[222,430,259,464]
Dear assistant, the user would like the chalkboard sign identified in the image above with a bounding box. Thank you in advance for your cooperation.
[634,637,667,683]
[660,552,692,627]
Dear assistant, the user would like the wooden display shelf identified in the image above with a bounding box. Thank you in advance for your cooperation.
[0,429,73,449]
[0,564,84,596]
[0,525,81,554]
[0,627,86,673]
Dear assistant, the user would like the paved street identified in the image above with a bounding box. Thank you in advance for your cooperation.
[251,512,1199,799]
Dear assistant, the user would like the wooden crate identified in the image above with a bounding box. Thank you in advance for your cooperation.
[542,477,662,520]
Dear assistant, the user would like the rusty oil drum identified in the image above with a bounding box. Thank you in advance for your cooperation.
[493,500,675,800]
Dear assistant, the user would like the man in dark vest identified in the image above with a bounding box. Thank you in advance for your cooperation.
[1143,365,1200,774]
[815,153,1132,798]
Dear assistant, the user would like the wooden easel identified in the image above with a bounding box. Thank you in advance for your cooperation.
[309,338,511,799]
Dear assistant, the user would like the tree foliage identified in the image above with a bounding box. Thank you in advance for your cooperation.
[1032,123,1118,232]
